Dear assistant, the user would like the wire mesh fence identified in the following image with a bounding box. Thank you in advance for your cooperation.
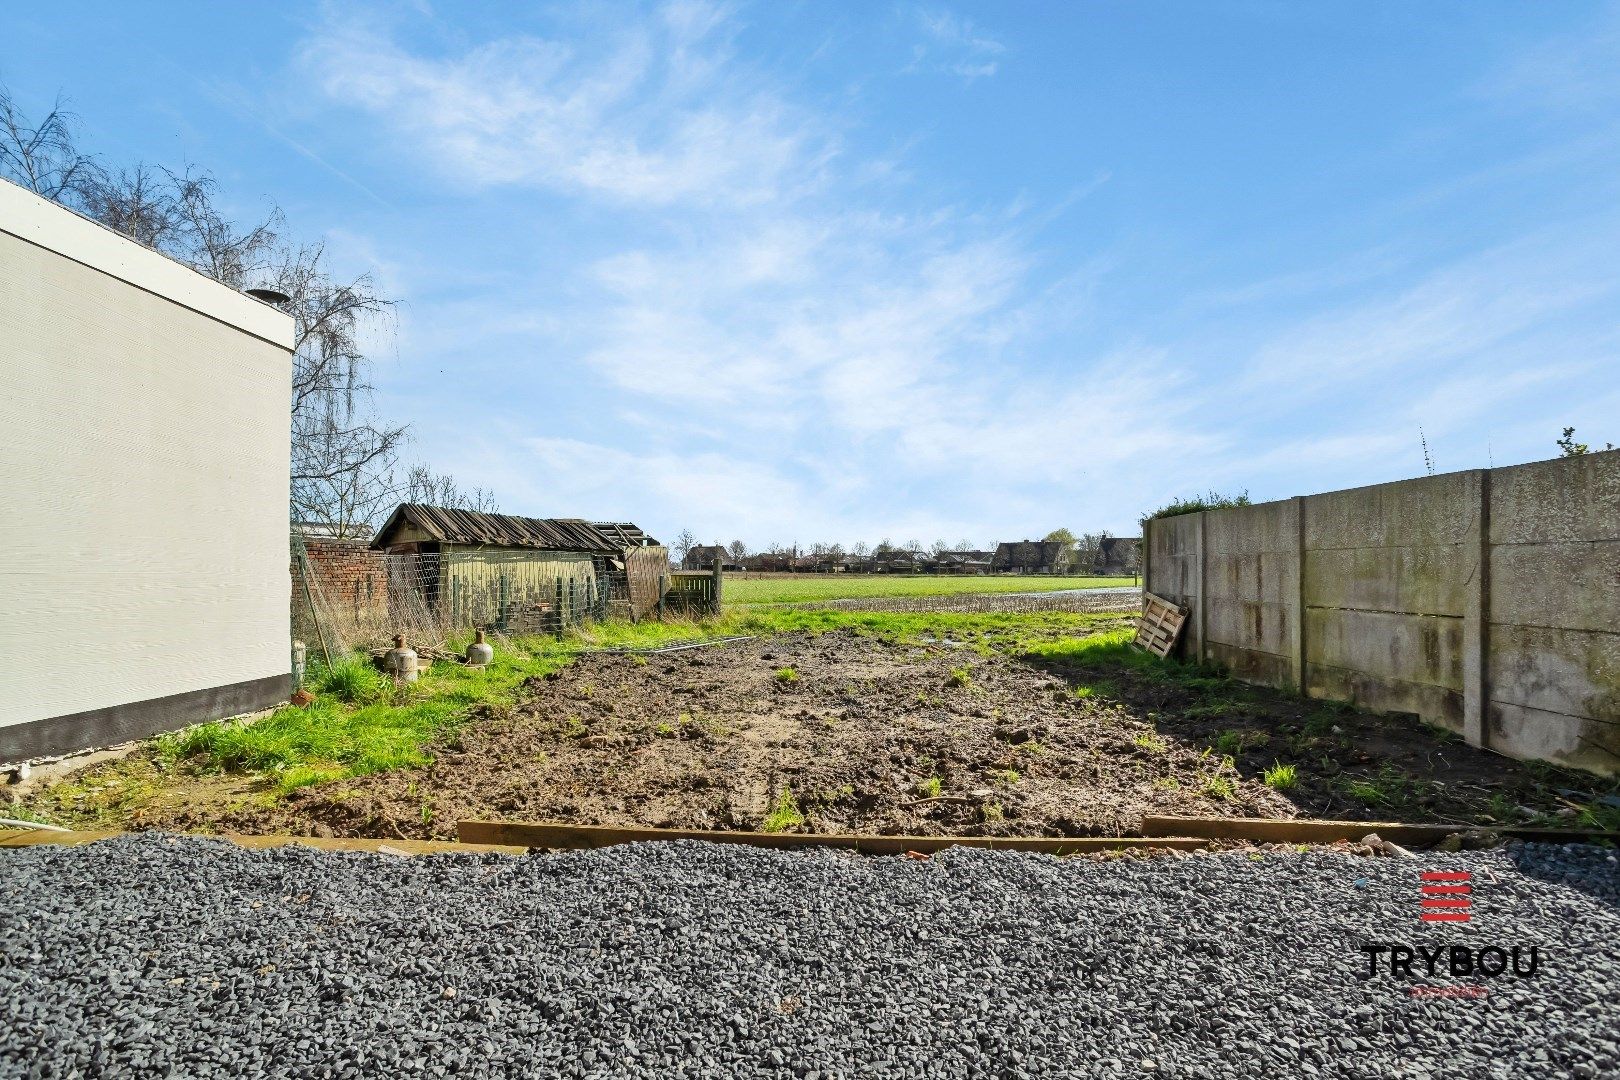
[291,533,634,661]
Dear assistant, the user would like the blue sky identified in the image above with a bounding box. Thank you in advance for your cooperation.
[6,1,1619,549]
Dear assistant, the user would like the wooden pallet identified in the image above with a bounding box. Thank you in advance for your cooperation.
[1133,592,1187,657]
[457,820,1209,854]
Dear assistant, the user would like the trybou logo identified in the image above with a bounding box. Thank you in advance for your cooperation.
[1357,868,1541,992]
[1420,871,1471,922]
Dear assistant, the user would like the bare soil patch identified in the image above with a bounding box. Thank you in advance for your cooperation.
[148,627,1609,841]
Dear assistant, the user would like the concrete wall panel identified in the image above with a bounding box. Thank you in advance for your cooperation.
[1491,452,1620,546]
[1306,608,1464,691]
[1304,544,1471,618]
[1304,473,1475,550]
[1488,701,1620,777]
[1488,624,1620,723]
[1490,540,1620,634]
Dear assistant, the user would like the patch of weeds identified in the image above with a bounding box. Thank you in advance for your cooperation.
[1262,762,1299,791]
[314,658,389,706]
[991,769,1020,786]
[1202,775,1237,800]
[982,802,1004,823]
[947,666,972,688]
[1153,777,1181,791]
[1071,686,1095,700]
[1020,740,1048,757]
[560,716,588,739]
[577,682,595,698]
[916,776,944,799]
[1133,731,1169,754]
[1484,792,1521,822]
[1345,770,1408,808]
[761,788,804,832]
[774,666,800,683]
[419,801,434,826]
[915,691,941,707]
[1213,730,1246,756]
[632,655,649,666]
[1576,800,1620,832]
[1186,701,1247,722]
[654,721,677,737]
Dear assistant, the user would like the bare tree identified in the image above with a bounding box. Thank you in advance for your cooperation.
[403,463,498,512]
[78,164,184,249]
[954,538,974,552]
[0,87,99,201]
[851,540,870,558]
[671,530,698,565]
[727,539,747,562]
[930,539,948,556]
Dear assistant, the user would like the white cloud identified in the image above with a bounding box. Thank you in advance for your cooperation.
[299,4,835,207]
[906,8,1005,81]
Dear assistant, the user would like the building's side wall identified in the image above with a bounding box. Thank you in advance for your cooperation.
[1143,451,1620,775]
[625,546,670,620]
[0,182,294,760]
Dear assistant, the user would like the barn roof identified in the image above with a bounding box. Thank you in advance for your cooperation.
[371,504,637,554]
[590,522,663,548]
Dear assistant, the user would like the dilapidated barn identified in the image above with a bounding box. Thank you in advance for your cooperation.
[370,505,667,629]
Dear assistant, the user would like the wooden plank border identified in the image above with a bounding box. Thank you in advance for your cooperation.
[0,829,527,856]
[1141,815,1620,846]
[456,820,1209,854]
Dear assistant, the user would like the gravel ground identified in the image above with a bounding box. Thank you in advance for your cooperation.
[2,836,1616,1079]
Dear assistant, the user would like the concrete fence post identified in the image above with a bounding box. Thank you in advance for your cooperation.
[1462,469,1492,749]
[1292,495,1307,694]
[1196,511,1208,665]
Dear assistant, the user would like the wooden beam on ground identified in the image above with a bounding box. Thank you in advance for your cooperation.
[456,820,1209,854]
[1140,815,1620,846]
[0,829,527,856]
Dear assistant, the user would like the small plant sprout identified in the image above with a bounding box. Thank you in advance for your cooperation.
[774,666,800,683]
[992,769,1020,786]
[982,802,1004,823]
[1202,775,1237,800]
[1263,762,1299,791]
[762,788,804,832]
[947,666,972,688]
[1133,731,1168,754]
[917,776,944,799]
[1071,686,1094,700]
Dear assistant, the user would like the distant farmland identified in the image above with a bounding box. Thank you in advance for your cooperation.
[725,574,1129,605]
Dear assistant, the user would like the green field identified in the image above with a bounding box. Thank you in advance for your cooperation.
[724,574,1129,605]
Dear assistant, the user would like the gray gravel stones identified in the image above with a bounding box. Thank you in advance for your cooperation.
[1,835,1616,1079]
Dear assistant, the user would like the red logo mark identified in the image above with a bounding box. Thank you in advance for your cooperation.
[1421,871,1472,922]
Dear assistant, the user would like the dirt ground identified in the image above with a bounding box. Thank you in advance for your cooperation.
[142,626,1613,841]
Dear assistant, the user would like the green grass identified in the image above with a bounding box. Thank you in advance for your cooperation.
[774,666,800,683]
[916,776,944,798]
[1262,762,1300,791]
[725,574,1127,605]
[761,788,805,832]
[158,618,722,796]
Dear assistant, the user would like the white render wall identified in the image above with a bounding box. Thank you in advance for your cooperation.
[0,179,294,755]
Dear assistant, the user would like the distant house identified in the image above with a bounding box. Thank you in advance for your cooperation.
[873,550,923,573]
[991,540,1067,575]
[1094,537,1142,576]
[684,544,729,570]
[933,550,994,575]
[372,504,667,624]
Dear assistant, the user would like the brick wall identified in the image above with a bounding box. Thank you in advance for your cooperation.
[294,538,391,625]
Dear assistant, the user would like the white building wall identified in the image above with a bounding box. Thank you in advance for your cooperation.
[0,180,294,759]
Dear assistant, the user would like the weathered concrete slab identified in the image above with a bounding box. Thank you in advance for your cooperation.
[1205,500,1296,556]
[1306,607,1464,691]
[1207,551,1294,606]
[1207,597,1292,658]
[1304,544,1470,618]
[1488,624,1620,723]
[1304,473,1475,550]
[1490,540,1620,634]
[1488,700,1620,776]
[1205,641,1292,688]
[1307,662,1465,733]
[1491,450,1620,545]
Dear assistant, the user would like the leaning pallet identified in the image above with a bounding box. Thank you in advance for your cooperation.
[1133,592,1187,657]
[457,820,1209,854]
